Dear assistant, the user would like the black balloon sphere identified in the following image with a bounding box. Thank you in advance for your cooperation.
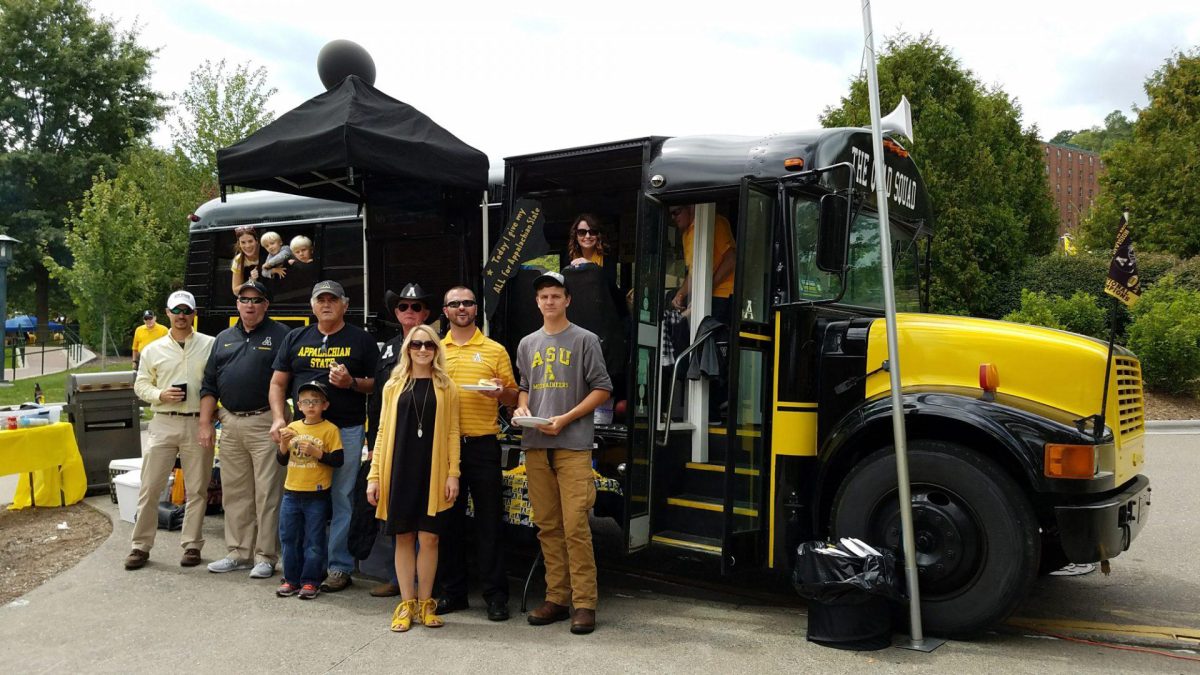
[317,40,376,89]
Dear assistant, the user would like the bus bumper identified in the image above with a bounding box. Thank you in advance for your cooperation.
[1054,475,1151,563]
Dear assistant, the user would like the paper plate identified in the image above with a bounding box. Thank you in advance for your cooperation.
[461,384,501,391]
[511,415,551,428]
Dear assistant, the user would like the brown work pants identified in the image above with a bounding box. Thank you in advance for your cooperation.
[216,409,285,563]
[131,414,214,553]
[525,448,597,610]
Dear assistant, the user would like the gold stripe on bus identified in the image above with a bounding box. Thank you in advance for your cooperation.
[685,462,760,476]
[777,402,818,410]
[651,534,721,554]
[667,497,758,517]
[738,331,770,342]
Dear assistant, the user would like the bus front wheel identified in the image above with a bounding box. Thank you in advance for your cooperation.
[830,440,1040,637]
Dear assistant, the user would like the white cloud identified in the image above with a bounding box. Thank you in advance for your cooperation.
[88,0,1200,158]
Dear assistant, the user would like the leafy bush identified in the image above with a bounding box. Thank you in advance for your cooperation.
[1127,278,1200,395]
[1165,256,1200,292]
[1003,289,1108,339]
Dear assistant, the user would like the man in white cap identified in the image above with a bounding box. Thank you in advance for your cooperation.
[125,290,216,570]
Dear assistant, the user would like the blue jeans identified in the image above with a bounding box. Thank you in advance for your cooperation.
[327,424,364,574]
[279,492,329,586]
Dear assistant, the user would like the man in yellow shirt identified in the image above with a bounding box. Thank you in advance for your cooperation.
[435,285,519,622]
[131,310,168,371]
[669,204,736,322]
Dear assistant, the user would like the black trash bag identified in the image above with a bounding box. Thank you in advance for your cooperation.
[347,461,378,561]
[157,501,185,531]
[792,540,901,651]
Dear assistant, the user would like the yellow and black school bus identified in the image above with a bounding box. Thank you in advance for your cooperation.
[491,127,1150,636]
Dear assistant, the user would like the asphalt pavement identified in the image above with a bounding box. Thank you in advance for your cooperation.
[0,432,1197,673]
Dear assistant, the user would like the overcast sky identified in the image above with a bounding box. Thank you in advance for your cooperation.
[90,0,1200,163]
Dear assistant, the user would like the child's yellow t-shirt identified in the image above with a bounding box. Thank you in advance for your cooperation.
[281,419,344,493]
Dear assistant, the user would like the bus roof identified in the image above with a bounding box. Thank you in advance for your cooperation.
[189,191,360,232]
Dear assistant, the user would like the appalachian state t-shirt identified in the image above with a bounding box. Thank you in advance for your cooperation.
[278,419,344,493]
[517,323,612,451]
[272,323,380,428]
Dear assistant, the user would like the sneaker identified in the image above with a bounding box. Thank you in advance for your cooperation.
[124,549,148,570]
[320,570,352,593]
[276,581,300,597]
[249,562,275,579]
[298,584,320,600]
[207,556,253,573]
[180,548,202,567]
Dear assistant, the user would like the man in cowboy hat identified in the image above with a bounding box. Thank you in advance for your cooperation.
[364,281,431,597]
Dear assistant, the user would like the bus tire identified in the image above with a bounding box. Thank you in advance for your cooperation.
[830,439,1040,637]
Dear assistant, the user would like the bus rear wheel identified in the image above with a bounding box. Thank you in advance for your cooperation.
[830,440,1040,637]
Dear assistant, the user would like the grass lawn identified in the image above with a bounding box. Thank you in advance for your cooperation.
[0,359,134,407]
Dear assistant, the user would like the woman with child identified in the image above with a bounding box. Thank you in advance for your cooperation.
[366,324,461,632]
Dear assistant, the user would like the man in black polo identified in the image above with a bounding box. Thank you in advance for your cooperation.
[199,280,293,579]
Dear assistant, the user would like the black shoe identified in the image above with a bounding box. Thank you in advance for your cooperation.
[487,599,510,622]
[436,596,469,614]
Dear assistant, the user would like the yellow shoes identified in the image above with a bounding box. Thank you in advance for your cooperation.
[391,599,418,632]
[419,598,444,628]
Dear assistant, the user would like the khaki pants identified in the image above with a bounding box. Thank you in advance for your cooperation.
[216,409,284,563]
[131,415,215,553]
[525,448,597,610]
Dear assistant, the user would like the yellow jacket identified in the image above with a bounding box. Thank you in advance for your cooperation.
[367,377,461,519]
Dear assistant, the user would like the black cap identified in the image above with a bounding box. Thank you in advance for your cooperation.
[385,283,430,314]
[297,380,328,398]
[310,280,347,301]
[142,310,155,319]
[236,280,272,302]
[534,271,567,292]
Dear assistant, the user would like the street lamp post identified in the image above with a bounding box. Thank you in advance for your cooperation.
[0,234,20,386]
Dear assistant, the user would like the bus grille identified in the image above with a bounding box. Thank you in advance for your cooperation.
[1114,357,1145,439]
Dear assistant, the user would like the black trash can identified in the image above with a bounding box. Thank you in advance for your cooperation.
[792,540,901,651]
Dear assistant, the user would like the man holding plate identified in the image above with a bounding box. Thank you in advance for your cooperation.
[513,271,611,635]
[435,285,519,621]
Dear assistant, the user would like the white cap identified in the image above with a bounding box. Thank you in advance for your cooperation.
[167,290,197,311]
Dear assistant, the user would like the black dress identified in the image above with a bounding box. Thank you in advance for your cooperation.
[384,378,441,535]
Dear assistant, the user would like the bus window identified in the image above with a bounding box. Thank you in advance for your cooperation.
[791,199,841,300]
[214,225,318,308]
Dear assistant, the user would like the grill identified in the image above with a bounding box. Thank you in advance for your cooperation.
[66,372,143,493]
[1113,357,1145,439]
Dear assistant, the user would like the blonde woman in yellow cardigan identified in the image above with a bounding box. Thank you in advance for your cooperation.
[366,324,461,632]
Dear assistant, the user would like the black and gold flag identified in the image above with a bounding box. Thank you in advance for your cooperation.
[482,198,549,318]
[1104,212,1141,306]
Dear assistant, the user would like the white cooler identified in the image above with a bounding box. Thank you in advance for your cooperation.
[112,471,141,523]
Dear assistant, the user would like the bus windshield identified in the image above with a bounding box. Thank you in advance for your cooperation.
[791,197,923,311]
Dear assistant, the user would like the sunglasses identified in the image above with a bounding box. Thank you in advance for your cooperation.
[408,340,438,352]
[444,299,477,309]
[576,228,597,237]
[168,307,194,315]
[234,226,256,236]
[396,302,424,313]
[237,296,266,305]
[298,398,324,406]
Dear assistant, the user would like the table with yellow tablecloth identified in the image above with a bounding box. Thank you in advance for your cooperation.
[1,422,87,509]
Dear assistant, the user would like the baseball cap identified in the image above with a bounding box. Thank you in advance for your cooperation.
[236,280,272,302]
[534,271,567,291]
[310,280,347,301]
[167,290,197,311]
[297,380,328,398]
[142,310,155,319]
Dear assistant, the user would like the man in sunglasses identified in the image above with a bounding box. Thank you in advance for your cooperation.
[434,286,519,621]
[270,280,379,593]
[198,280,292,579]
[363,281,431,597]
[131,309,167,372]
[125,290,216,571]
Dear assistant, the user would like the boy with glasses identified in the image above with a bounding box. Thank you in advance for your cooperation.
[125,291,216,570]
[200,280,293,579]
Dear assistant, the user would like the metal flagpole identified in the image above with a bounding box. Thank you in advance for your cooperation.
[860,0,942,652]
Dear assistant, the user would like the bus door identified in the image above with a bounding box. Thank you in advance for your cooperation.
[720,179,775,572]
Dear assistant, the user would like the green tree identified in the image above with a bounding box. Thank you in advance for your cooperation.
[1068,110,1133,153]
[170,59,276,184]
[43,171,165,356]
[1082,49,1200,256]
[0,0,163,327]
[1049,129,1077,144]
[821,33,1057,317]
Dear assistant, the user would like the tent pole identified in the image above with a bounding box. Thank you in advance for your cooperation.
[481,189,490,336]
[861,0,942,652]
[362,204,369,326]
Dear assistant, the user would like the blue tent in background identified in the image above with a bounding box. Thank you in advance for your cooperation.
[4,314,63,334]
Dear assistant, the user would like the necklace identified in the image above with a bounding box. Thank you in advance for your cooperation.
[409,379,432,438]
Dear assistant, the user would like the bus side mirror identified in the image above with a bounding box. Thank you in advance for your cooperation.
[816,194,850,273]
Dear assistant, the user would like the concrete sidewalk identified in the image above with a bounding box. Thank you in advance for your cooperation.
[8,343,96,381]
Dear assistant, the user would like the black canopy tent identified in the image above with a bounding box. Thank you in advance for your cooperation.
[216,74,488,202]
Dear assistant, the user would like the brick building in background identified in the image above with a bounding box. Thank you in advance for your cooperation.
[1042,142,1104,237]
